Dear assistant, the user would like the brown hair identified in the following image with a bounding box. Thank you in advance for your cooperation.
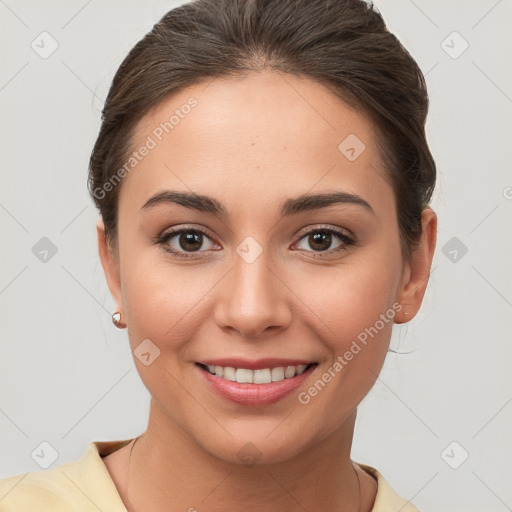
[88,0,436,261]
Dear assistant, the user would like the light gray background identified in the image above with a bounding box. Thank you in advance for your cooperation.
[1,1,511,511]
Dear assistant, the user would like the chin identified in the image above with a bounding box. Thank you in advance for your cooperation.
[190,422,321,467]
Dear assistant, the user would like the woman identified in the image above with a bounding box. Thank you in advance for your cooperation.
[0,0,437,510]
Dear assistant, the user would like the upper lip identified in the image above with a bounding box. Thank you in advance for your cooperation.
[197,358,317,370]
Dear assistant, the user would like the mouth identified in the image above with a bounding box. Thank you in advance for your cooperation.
[195,359,318,406]
[196,362,317,383]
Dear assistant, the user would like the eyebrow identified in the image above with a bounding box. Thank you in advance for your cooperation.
[140,190,375,217]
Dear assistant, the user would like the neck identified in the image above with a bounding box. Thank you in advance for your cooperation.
[122,400,374,512]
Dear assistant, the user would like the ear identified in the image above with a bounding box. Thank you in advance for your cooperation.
[395,208,437,324]
[96,217,124,318]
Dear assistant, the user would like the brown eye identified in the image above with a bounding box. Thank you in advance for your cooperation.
[157,227,218,259]
[294,226,354,258]
[307,231,334,252]
[177,231,204,252]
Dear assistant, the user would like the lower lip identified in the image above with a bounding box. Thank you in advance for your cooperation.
[196,364,316,406]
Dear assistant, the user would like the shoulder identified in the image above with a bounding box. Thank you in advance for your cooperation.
[359,463,422,512]
[0,439,132,512]
[0,463,77,511]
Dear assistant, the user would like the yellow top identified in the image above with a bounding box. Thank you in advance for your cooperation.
[0,439,420,511]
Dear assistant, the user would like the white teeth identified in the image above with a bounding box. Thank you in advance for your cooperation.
[203,364,313,383]
[253,368,272,384]
[284,366,296,379]
[235,368,253,383]
[271,367,285,381]
[223,367,236,381]
[296,364,307,375]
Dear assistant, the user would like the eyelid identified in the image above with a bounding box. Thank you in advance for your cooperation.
[290,224,355,258]
[156,223,355,258]
[293,223,354,241]
[157,224,219,247]
[158,223,216,238]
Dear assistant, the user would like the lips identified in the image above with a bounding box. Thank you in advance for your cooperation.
[195,358,318,406]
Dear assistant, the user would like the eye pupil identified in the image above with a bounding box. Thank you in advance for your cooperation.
[180,231,202,252]
[309,231,331,251]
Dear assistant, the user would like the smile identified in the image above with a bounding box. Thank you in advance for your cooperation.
[195,359,318,406]
[198,363,315,383]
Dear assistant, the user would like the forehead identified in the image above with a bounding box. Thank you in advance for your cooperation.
[118,69,393,216]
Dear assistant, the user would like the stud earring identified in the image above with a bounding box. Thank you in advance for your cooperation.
[112,311,127,329]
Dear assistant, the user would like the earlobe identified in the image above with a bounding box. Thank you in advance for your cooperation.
[395,208,437,324]
[96,217,125,318]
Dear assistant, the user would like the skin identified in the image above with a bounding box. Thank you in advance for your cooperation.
[97,69,437,512]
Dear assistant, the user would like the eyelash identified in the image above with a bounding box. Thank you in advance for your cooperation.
[155,225,355,260]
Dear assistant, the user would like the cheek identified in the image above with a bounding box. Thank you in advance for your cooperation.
[119,259,210,411]
[304,257,401,339]
[292,266,399,424]
[294,248,402,393]
[120,252,219,357]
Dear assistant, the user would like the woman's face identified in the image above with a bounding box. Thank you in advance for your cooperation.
[99,69,434,465]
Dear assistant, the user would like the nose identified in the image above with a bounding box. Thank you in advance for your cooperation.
[214,250,293,339]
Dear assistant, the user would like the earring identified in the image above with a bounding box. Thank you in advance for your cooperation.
[112,311,127,329]
[394,308,409,324]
